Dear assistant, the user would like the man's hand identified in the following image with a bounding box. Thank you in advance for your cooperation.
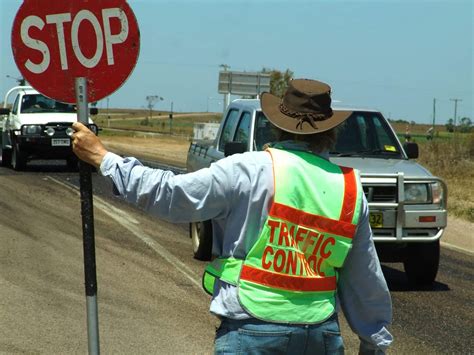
[72,122,108,169]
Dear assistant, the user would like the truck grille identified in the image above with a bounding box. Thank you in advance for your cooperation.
[363,185,397,203]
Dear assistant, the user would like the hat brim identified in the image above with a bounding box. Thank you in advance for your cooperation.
[260,92,352,135]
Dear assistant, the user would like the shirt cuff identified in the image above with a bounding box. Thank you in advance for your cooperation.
[99,152,123,176]
[359,327,393,354]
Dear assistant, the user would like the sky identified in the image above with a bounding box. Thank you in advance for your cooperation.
[1,0,472,124]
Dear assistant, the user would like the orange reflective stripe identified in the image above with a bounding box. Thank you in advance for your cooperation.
[339,167,357,223]
[241,265,337,292]
[269,202,356,239]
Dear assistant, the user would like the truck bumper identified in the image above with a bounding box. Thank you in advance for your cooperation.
[17,136,73,159]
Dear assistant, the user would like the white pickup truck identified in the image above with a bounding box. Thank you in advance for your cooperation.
[0,86,99,170]
[186,99,448,286]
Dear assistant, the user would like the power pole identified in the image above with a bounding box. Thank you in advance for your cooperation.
[450,98,462,133]
[431,98,436,139]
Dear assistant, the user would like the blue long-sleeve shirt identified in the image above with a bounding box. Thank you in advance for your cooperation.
[100,145,393,352]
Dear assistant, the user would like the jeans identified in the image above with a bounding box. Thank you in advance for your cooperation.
[214,314,344,355]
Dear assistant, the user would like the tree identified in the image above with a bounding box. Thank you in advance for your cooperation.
[445,118,454,133]
[262,68,294,98]
[459,117,472,133]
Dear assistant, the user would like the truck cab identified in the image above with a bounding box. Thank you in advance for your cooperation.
[0,86,98,170]
[187,99,448,286]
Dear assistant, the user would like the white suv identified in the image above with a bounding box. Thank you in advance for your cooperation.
[0,86,98,170]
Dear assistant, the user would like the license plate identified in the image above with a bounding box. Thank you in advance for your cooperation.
[51,138,70,146]
[369,212,383,228]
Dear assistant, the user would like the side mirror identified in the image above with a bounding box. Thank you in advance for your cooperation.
[224,142,246,157]
[0,108,11,115]
[403,142,419,159]
[89,107,98,115]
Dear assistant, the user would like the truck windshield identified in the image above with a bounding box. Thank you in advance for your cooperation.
[255,110,403,159]
[332,111,403,159]
[20,94,76,114]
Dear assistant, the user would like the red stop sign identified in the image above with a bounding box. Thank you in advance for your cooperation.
[11,0,140,104]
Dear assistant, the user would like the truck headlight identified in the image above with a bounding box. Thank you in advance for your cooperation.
[45,127,55,136]
[66,127,74,137]
[21,125,42,135]
[404,183,429,204]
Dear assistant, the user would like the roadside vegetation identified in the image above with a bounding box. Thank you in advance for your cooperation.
[391,122,474,222]
[94,108,220,138]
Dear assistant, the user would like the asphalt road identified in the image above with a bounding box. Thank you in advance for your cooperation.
[0,161,472,354]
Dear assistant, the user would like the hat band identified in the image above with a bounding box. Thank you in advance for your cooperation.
[279,103,332,130]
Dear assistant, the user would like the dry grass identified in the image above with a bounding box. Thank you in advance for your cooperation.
[100,134,189,168]
[416,134,474,222]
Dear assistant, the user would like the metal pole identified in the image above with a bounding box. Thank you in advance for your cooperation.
[75,77,100,355]
[169,101,173,134]
[431,98,436,140]
[450,98,462,133]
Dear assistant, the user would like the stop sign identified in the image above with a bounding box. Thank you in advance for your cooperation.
[11,0,140,104]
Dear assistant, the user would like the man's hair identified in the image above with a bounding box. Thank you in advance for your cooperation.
[277,127,338,153]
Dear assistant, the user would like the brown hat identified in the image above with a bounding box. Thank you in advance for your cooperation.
[260,79,351,134]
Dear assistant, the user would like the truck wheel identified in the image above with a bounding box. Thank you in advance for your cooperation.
[1,148,11,167]
[189,221,212,261]
[11,143,27,171]
[403,240,440,286]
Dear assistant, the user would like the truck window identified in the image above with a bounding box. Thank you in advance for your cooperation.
[334,111,402,158]
[218,109,240,151]
[233,111,251,148]
[21,94,76,114]
[254,111,279,151]
[11,95,20,115]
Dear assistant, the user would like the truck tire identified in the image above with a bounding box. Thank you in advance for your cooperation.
[189,221,212,261]
[403,240,440,286]
[11,143,27,171]
[1,148,11,167]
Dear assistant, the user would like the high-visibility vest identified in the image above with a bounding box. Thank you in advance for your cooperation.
[202,148,363,324]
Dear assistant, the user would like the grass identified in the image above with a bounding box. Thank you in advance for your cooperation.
[414,134,474,222]
[94,110,221,137]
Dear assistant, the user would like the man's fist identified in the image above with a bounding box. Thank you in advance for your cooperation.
[72,122,108,169]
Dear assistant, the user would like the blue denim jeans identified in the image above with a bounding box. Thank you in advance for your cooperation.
[214,314,344,355]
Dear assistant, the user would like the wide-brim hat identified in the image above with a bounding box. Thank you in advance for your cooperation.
[260,79,352,134]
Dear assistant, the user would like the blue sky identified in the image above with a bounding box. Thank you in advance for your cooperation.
[1,0,472,124]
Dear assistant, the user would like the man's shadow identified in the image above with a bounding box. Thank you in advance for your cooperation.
[381,264,450,292]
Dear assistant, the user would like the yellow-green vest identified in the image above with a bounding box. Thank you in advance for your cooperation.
[203,148,363,324]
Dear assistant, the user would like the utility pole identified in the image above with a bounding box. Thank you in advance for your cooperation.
[169,101,173,134]
[450,98,462,133]
[431,98,436,139]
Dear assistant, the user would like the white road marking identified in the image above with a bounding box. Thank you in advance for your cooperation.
[48,176,202,288]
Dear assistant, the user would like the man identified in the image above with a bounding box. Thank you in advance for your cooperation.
[72,79,393,354]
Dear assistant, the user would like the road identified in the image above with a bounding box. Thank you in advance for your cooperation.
[0,161,472,354]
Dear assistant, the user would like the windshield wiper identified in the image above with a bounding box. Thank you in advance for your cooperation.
[330,149,400,157]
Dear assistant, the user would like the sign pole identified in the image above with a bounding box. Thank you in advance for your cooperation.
[75,77,100,355]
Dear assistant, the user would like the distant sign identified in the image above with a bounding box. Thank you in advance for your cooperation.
[11,0,140,103]
[218,71,271,96]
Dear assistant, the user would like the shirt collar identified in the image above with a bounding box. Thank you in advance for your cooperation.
[268,140,330,160]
